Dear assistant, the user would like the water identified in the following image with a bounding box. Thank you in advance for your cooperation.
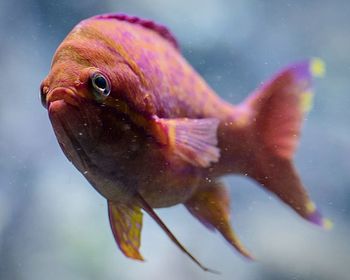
[0,1,349,279]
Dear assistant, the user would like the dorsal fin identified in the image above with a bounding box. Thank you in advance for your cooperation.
[92,13,179,50]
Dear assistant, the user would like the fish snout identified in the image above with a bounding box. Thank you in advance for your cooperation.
[46,87,79,109]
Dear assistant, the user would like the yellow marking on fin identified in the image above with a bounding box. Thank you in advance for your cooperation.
[306,201,316,214]
[108,202,144,260]
[300,91,314,113]
[310,58,326,77]
[322,218,334,230]
[167,120,177,148]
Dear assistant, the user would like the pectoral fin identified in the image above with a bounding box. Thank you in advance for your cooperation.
[152,117,220,168]
[185,180,253,260]
[108,201,144,260]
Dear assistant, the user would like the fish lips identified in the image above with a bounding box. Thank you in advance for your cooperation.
[46,87,80,111]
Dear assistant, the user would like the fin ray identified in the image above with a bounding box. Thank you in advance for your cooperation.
[136,193,219,274]
[153,117,220,168]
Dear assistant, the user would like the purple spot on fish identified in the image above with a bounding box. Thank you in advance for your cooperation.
[289,60,313,82]
[307,208,323,226]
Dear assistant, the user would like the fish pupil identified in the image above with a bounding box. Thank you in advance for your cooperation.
[94,76,107,90]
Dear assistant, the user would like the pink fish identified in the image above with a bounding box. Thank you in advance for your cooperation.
[40,14,331,272]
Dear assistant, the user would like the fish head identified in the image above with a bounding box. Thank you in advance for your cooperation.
[40,41,143,201]
[40,55,113,145]
[41,61,112,110]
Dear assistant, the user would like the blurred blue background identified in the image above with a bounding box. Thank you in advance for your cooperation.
[0,0,349,279]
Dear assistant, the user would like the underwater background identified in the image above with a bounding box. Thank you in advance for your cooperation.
[0,0,349,279]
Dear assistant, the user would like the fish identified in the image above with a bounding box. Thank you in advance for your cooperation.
[40,13,332,272]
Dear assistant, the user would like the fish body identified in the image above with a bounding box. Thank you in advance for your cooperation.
[41,14,330,270]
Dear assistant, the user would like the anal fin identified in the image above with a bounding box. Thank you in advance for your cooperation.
[152,117,220,168]
[185,180,253,260]
[108,201,144,260]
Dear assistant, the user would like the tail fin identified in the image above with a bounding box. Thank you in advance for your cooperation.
[244,58,332,228]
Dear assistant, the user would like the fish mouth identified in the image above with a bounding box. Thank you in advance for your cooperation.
[46,87,79,109]
[48,98,93,172]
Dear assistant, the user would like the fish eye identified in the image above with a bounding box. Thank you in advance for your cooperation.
[91,72,111,99]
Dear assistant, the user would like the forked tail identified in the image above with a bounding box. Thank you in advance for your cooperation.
[243,58,332,228]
